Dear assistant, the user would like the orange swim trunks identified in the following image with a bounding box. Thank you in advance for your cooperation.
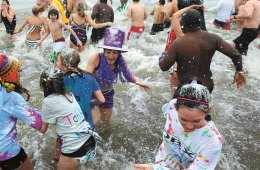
[127,26,145,40]
[165,30,177,51]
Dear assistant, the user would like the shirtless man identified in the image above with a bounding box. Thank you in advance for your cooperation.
[228,0,260,56]
[150,0,166,35]
[159,8,246,95]
[163,0,178,28]
[127,0,147,40]
[36,9,82,54]
[38,0,68,24]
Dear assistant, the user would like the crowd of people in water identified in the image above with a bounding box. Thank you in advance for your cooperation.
[0,0,259,169]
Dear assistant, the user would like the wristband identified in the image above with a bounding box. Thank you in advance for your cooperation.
[236,71,244,74]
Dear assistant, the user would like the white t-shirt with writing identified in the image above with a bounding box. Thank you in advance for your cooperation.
[154,99,222,170]
[42,93,92,154]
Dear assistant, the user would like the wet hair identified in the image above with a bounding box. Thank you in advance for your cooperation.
[180,9,201,33]
[100,0,108,3]
[2,0,10,5]
[59,49,90,78]
[159,0,165,5]
[133,0,140,2]
[48,9,59,19]
[175,78,211,121]
[40,68,65,97]
[32,4,45,15]
[59,49,80,69]
[76,3,86,18]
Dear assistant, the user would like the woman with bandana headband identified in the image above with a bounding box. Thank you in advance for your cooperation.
[135,79,222,170]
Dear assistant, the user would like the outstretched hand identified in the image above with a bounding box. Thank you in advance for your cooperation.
[135,79,151,91]
[134,164,153,170]
[233,72,246,88]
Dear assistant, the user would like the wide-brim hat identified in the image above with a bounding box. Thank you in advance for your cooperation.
[0,53,20,83]
[98,27,128,52]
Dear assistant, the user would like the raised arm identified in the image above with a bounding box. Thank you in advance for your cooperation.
[1,7,15,22]
[171,5,203,37]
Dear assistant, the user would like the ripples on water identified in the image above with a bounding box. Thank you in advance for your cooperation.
[0,0,259,169]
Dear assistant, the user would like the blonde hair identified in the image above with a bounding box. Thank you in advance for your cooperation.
[77,3,86,18]
[32,4,45,15]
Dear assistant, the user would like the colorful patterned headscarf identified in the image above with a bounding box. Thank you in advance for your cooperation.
[0,53,20,92]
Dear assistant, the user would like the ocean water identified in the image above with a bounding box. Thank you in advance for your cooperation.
[0,0,259,169]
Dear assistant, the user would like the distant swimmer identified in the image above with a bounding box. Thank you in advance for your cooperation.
[17,4,48,49]
[227,0,260,56]
[36,9,82,54]
[205,0,235,30]
[0,0,16,35]
[150,0,166,35]
[127,0,147,40]
[91,0,114,44]
[159,7,246,95]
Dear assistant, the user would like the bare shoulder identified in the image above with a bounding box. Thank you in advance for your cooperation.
[128,4,133,9]
[86,53,100,72]
[89,53,100,64]
[9,7,15,14]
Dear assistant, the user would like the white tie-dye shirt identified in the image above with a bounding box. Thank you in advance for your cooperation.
[0,86,42,161]
[153,99,222,170]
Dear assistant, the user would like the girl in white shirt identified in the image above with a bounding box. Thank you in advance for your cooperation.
[40,68,100,170]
